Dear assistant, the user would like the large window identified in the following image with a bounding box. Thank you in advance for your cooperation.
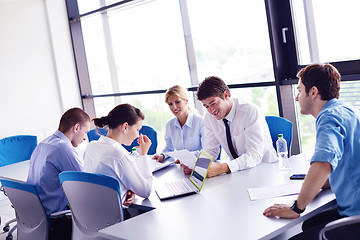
[187,0,274,84]
[69,0,277,150]
[68,0,360,155]
[292,0,360,64]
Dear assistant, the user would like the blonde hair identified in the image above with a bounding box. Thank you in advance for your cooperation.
[165,85,188,103]
[165,85,198,114]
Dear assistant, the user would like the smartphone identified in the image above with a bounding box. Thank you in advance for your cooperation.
[290,174,306,180]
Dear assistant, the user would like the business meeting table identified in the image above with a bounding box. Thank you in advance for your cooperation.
[99,154,336,240]
[0,155,336,240]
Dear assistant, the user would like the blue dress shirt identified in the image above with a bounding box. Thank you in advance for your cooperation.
[27,130,83,215]
[162,112,205,158]
[311,98,360,216]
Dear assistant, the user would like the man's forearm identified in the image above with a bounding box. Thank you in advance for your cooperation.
[207,162,230,177]
[296,162,332,210]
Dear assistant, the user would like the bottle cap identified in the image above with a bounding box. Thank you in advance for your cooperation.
[278,134,283,138]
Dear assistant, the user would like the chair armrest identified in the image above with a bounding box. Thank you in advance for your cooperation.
[50,210,71,219]
[319,215,360,240]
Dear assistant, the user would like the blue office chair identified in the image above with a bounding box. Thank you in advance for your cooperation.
[87,128,109,142]
[265,116,293,151]
[87,125,158,155]
[59,171,124,240]
[123,125,158,155]
[0,135,37,239]
[0,135,37,167]
[0,179,69,240]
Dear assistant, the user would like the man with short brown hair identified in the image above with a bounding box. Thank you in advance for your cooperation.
[264,64,360,239]
[27,107,90,240]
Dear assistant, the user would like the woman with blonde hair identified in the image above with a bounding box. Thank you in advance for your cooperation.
[152,85,205,162]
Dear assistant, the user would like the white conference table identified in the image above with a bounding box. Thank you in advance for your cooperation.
[0,160,30,201]
[99,154,336,240]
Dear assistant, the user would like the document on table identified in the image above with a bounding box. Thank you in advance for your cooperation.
[248,182,303,200]
[167,150,197,168]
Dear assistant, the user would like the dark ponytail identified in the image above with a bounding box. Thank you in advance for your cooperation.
[93,116,110,128]
[93,104,145,129]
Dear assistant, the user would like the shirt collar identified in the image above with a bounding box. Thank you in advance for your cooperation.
[174,111,193,129]
[223,98,236,123]
[54,130,73,148]
[318,98,340,117]
[99,135,129,154]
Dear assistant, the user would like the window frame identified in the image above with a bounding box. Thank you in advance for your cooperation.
[66,0,360,156]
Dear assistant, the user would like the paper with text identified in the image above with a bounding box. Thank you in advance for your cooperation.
[248,182,303,200]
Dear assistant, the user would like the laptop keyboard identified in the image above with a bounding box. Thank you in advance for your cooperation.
[165,179,192,195]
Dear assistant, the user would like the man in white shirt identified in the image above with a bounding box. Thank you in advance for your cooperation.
[196,76,277,177]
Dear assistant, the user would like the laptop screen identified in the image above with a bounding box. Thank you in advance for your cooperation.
[189,150,213,191]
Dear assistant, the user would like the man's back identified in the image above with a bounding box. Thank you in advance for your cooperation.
[314,99,360,216]
[27,130,83,215]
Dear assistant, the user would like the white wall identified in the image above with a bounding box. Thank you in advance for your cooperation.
[0,0,82,141]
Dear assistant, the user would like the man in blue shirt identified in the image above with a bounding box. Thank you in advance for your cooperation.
[263,64,360,239]
[27,107,90,240]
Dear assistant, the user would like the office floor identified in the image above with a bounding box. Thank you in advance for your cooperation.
[0,199,16,240]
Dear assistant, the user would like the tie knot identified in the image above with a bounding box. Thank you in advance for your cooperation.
[223,119,228,124]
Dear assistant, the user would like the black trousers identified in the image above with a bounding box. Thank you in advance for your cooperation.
[47,205,151,239]
[289,208,360,240]
[49,215,72,240]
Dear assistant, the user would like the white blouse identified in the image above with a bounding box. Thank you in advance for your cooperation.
[84,136,153,199]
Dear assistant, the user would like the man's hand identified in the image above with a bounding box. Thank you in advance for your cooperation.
[206,162,230,178]
[180,163,192,175]
[263,204,300,219]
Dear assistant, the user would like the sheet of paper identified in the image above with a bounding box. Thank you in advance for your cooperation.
[167,150,197,168]
[248,182,303,201]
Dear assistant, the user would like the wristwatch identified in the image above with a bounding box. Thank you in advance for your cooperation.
[290,200,305,214]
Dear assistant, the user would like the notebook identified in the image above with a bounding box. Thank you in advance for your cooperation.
[150,159,174,173]
[155,150,213,200]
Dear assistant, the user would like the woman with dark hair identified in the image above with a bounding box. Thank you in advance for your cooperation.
[84,104,153,209]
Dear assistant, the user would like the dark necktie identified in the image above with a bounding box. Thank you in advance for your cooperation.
[223,119,238,159]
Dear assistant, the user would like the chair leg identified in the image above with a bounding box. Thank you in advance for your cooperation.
[3,218,16,232]
[5,224,16,240]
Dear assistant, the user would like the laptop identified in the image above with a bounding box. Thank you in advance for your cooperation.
[155,150,213,200]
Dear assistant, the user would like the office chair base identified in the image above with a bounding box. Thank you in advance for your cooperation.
[6,235,13,240]
[3,222,17,240]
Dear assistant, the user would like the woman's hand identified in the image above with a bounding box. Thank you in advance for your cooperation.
[123,190,135,206]
[138,134,151,155]
[152,154,165,162]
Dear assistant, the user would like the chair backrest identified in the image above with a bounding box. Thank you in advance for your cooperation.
[87,128,109,142]
[88,125,158,155]
[0,135,37,167]
[0,179,48,240]
[265,116,293,151]
[59,171,124,240]
[123,125,158,154]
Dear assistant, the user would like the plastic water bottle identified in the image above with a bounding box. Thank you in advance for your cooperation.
[276,134,289,170]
